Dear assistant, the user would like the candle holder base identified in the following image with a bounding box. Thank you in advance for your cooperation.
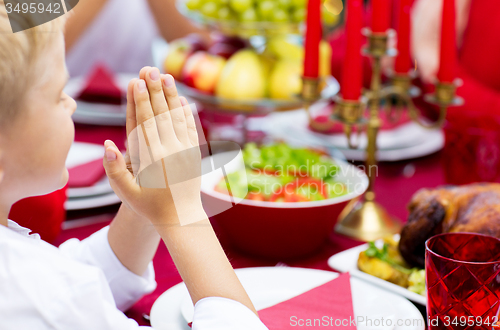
[424,80,464,106]
[301,76,322,103]
[335,198,402,241]
[362,28,397,58]
[331,96,367,148]
[389,72,421,98]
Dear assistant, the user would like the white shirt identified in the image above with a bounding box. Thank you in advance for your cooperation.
[0,221,268,330]
[66,0,159,77]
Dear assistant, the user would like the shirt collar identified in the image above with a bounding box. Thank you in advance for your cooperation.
[6,220,41,240]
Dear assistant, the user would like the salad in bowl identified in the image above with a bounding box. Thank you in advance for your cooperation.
[201,142,368,259]
[214,143,351,203]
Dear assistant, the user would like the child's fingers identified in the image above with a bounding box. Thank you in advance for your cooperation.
[145,68,169,116]
[180,97,199,146]
[126,78,138,139]
[134,79,165,162]
[162,74,183,111]
[139,66,152,80]
[103,140,138,201]
[134,79,155,125]
[126,79,140,175]
[162,75,189,144]
[123,149,134,174]
[156,75,178,146]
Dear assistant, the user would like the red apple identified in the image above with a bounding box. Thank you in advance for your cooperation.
[164,40,192,80]
[164,35,208,80]
[208,42,242,59]
[211,34,249,50]
[181,51,226,94]
[184,33,208,52]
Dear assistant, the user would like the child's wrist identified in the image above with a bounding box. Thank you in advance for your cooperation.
[151,202,208,231]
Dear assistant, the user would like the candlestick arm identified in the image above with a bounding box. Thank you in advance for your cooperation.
[332,96,367,149]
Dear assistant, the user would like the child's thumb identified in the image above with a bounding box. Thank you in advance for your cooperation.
[103,140,137,199]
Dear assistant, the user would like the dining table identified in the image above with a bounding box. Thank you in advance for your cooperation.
[54,121,446,326]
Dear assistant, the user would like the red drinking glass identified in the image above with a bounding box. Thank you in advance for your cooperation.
[426,233,500,330]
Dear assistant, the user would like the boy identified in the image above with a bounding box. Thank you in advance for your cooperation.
[0,3,267,329]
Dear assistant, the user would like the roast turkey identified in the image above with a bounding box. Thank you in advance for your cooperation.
[398,183,500,268]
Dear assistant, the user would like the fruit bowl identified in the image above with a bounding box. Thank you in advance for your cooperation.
[181,12,303,38]
[177,0,342,38]
[176,76,340,115]
[200,152,368,259]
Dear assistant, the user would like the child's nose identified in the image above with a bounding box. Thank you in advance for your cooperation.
[67,97,77,115]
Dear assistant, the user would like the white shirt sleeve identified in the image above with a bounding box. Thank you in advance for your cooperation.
[192,297,269,330]
[0,222,268,330]
[57,225,156,311]
[36,267,152,330]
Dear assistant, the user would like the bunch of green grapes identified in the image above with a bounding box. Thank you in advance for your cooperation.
[185,0,339,25]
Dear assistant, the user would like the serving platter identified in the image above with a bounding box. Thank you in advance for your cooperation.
[327,241,427,306]
[175,77,340,115]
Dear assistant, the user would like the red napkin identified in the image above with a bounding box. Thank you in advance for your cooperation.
[77,64,123,105]
[67,158,106,188]
[9,186,67,243]
[309,102,411,134]
[258,273,357,329]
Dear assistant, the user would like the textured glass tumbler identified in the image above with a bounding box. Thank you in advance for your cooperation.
[426,233,500,330]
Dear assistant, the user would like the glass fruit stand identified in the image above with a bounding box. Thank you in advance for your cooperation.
[162,0,343,144]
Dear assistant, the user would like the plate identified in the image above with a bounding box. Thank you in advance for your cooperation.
[65,142,114,198]
[252,109,444,161]
[65,142,105,169]
[151,267,425,330]
[327,244,427,306]
[65,74,136,126]
[338,132,443,162]
[65,192,121,211]
[67,175,113,198]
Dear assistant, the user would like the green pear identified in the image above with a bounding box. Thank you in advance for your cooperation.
[216,50,266,100]
[265,36,304,61]
[269,59,303,100]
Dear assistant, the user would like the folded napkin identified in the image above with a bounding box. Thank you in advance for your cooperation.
[77,64,123,105]
[258,273,357,329]
[309,103,411,134]
[67,158,106,188]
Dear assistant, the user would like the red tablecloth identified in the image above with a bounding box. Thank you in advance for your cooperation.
[56,124,444,326]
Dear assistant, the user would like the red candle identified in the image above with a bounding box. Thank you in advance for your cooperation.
[371,0,391,33]
[303,0,322,78]
[341,0,363,100]
[437,0,457,82]
[394,0,411,74]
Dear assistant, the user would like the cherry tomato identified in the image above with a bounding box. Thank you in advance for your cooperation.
[288,178,328,199]
[247,192,265,201]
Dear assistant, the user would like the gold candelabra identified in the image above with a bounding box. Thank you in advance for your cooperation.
[303,29,463,241]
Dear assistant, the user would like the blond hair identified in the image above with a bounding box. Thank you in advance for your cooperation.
[0,1,65,126]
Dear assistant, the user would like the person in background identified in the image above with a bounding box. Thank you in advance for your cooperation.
[411,0,500,126]
[64,0,210,77]
[330,0,500,126]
